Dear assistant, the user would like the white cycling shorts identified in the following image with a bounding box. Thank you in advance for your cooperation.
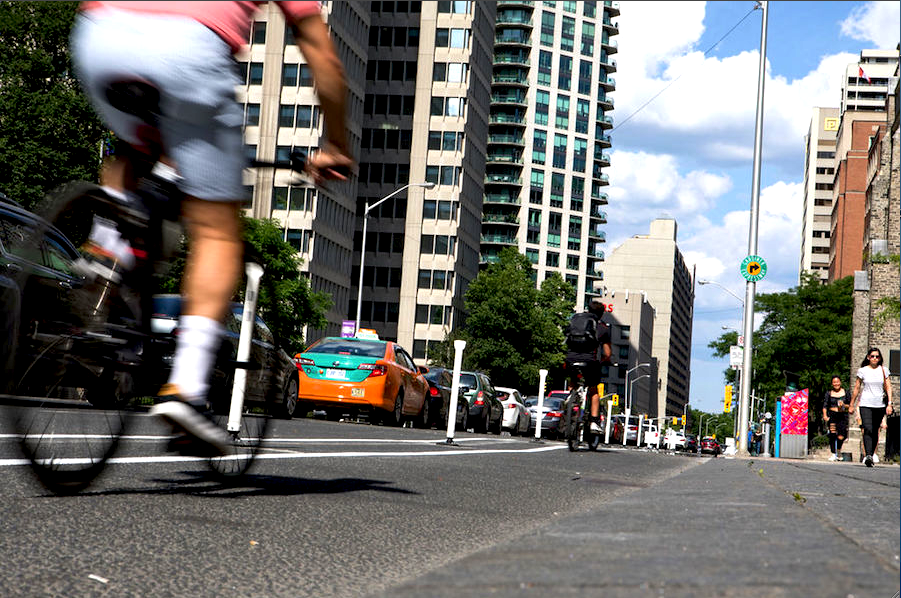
[71,8,246,202]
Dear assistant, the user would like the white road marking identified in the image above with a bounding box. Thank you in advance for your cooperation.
[0,436,568,467]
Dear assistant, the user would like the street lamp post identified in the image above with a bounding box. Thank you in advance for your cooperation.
[355,182,435,333]
[699,279,746,450]
[624,363,651,447]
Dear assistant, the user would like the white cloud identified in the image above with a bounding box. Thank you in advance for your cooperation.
[606,150,732,223]
[613,3,859,170]
[840,1,901,48]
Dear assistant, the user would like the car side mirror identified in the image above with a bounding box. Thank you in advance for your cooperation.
[459,386,470,394]
[418,365,429,374]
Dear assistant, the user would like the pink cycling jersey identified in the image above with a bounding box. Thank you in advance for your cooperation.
[80,1,321,54]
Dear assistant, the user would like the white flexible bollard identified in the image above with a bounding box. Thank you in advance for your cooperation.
[533,369,548,442]
[443,339,467,445]
[622,408,631,446]
[228,261,264,433]
[637,414,644,448]
[604,400,613,444]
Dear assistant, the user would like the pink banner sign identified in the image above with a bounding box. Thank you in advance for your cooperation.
[780,389,809,435]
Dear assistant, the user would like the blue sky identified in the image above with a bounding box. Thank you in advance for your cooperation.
[606,1,899,413]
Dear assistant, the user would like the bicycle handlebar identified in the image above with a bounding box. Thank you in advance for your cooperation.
[249,149,350,178]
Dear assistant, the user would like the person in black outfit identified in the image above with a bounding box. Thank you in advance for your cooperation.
[822,375,849,462]
[564,299,613,434]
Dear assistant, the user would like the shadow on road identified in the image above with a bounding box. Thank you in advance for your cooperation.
[30,470,421,499]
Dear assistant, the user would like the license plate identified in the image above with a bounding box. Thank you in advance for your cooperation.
[326,368,346,380]
[351,387,364,397]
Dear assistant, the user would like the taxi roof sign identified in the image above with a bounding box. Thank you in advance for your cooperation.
[354,328,380,340]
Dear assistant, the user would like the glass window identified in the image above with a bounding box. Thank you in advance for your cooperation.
[244,103,260,127]
[282,64,298,87]
[251,22,266,45]
[449,28,469,48]
[418,269,431,289]
[437,200,453,220]
[435,28,449,47]
[540,12,555,47]
[248,62,263,85]
[279,105,294,128]
[532,129,546,164]
[558,56,572,90]
[555,95,570,130]
[546,251,559,267]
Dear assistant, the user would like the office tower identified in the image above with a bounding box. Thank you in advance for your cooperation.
[236,2,368,339]
[482,0,618,307]
[800,107,839,283]
[355,1,496,358]
[601,219,694,417]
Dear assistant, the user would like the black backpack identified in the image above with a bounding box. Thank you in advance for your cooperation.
[566,312,599,350]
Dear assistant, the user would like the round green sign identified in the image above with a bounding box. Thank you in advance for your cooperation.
[741,255,767,282]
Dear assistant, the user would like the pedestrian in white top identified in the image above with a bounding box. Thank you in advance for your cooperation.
[849,347,893,467]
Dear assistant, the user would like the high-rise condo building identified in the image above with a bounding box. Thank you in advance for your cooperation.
[799,107,839,283]
[482,0,619,308]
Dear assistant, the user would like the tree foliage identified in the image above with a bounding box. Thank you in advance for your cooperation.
[0,2,105,209]
[157,216,331,354]
[707,273,854,428]
[429,247,575,392]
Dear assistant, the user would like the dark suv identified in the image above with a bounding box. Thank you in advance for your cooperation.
[0,195,86,393]
[152,294,300,419]
[459,370,503,434]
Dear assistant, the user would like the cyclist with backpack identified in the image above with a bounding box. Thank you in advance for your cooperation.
[564,298,613,434]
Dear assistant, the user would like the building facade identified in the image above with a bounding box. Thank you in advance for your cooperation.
[851,65,899,404]
[236,2,368,340]
[482,0,618,309]
[353,1,495,358]
[799,107,839,282]
[600,219,694,417]
[594,289,657,417]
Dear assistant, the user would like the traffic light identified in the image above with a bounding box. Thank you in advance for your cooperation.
[724,385,733,413]
[612,394,619,406]
[597,383,605,398]
[681,415,686,426]
[672,417,679,426]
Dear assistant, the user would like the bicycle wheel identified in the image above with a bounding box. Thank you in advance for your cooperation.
[564,390,581,452]
[2,182,151,493]
[205,400,271,480]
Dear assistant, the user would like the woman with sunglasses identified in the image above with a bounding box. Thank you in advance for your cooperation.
[849,348,893,467]
[822,375,849,462]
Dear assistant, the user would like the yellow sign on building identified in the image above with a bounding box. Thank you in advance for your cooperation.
[824,117,839,131]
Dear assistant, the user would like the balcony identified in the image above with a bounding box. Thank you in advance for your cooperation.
[599,76,616,90]
[594,151,610,166]
[602,16,619,32]
[592,172,610,185]
[482,213,520,225]
[598,115,614,129]
[486,152,524,165]
[604,0,621,17]
[484,174,523,186]
[598,94,614,110]
[495,32,531,47]
[489,113,526,126]
[484,192,522,205]
[591,209,607,223]
[591,192,609,204]
[494,54,531,68]
[596,134,612,148]
[496,14,533,27]
[601,55,617,73]
[488,133,526,146]
[498,0,534,6]
[481,233,518,245]
[601,34,618,54]
[491,92,528,107]
[492,73,529,87]
[479,252,502,265]
[588,229,606,242]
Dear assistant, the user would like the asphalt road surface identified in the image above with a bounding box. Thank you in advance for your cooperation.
[0,414,897,597]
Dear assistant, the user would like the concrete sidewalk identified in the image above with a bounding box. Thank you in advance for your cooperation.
[381,456,900,598]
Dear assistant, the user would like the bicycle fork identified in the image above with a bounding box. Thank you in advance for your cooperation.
[227,261,264,434]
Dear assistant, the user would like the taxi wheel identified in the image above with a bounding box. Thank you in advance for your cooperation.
[387,390,404,427]
[275,377,298,419]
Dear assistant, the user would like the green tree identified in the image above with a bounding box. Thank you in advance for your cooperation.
[429,247,575,392]
[707,273,853,429]
[0,2,105,209]
[157,216,331,354]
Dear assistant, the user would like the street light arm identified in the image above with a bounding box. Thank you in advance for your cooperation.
[698,279,744,306]
[365,183,426,215]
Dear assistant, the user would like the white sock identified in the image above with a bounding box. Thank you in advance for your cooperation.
[167,315,224,404]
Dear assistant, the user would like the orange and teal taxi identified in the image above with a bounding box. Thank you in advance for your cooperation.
[294,332,429,426]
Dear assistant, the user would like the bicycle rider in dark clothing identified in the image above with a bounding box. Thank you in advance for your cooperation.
[564,299,613,434]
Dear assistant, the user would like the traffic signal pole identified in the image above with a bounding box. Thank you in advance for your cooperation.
[738,0,768,457]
